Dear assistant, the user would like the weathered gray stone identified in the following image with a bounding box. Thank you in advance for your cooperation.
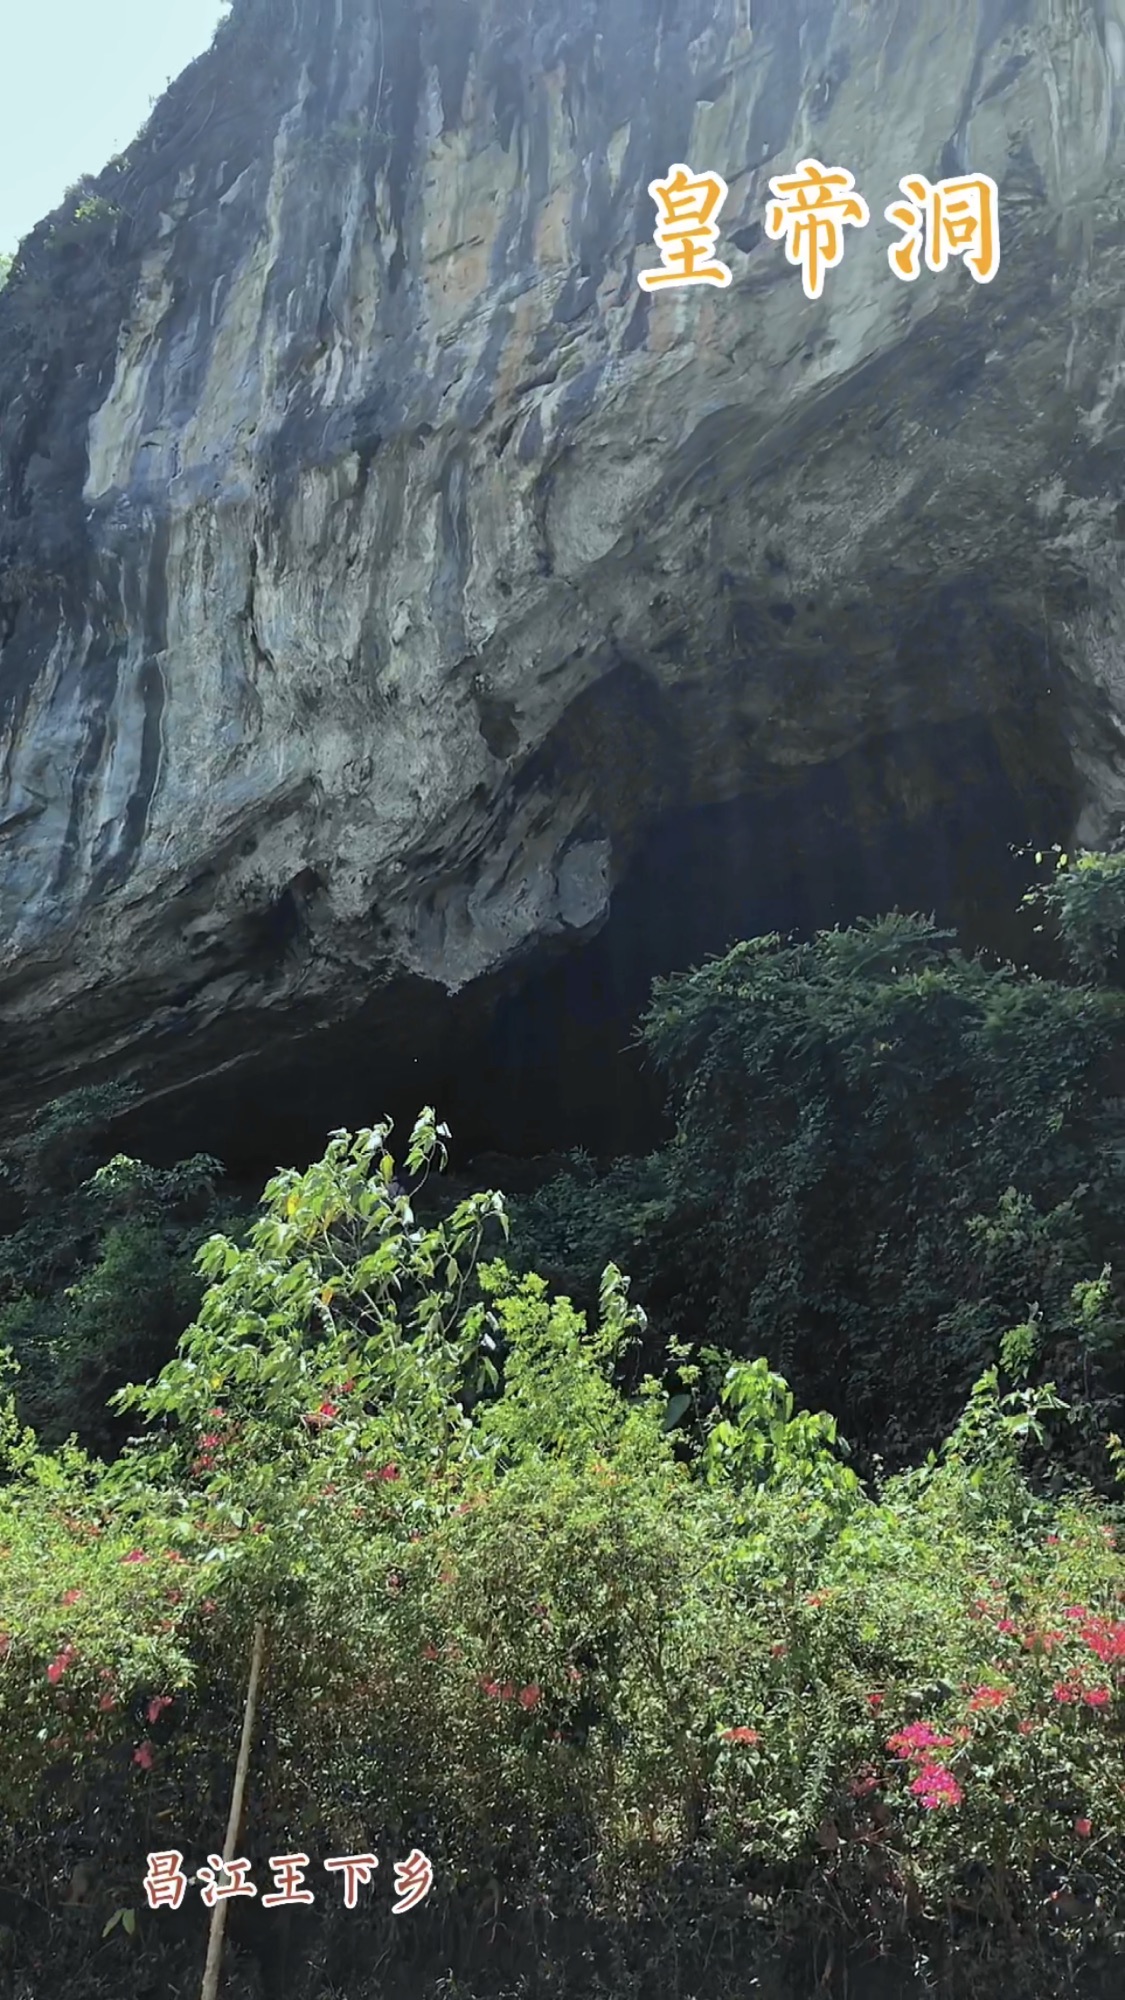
[2,0,1125,1143]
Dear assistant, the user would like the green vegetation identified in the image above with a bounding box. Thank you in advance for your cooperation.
[511,905,1125,1468]
[1,853,1124,1998]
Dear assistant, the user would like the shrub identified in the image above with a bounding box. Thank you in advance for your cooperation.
[0,1119,1123,1995]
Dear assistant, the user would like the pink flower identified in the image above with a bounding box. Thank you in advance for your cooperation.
[133,1742,155,1771]
[1052,1682,1079,1704]
[518,1684,542,1709]
[1017,1719,1037,1735]
[866,1691,884,1711]
[98,1694,116,1712]
[1081,1687,1112,1709]
[146,1695,173,1724]
[996,1618,1017,1634]
[1075,1817,1092,1837]
[1046,1534,1060,1546]
[377,1464,399,1481]
[910,1764,963,1809]
[60,1589,82,1607]
[121,1549,148,1565]
[721,1726,760,1744]
[317,1401,338,1419]
[1063,1606,1088,1622]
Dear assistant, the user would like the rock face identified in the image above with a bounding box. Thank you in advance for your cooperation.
[3,0,1125,1157]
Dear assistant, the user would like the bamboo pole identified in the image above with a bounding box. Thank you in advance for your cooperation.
[198,1620,267,2000]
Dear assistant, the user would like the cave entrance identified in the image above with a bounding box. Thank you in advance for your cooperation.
[115,706,1075,1187]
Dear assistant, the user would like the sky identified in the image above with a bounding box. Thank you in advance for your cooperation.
[1,1,231,256]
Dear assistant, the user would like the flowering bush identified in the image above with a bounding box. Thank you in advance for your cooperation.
[0,1117,1123,1994]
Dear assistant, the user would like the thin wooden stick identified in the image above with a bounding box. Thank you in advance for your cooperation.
[199,1620,267,2000]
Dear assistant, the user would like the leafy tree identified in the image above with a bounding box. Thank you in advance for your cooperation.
[0,1086,236,1451]
[1024,847,1125,984]
[514,913,1125,1463]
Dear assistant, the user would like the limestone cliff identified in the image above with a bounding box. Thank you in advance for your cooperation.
[2,0,1125,1152]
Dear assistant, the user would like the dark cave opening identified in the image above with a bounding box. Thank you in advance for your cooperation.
[113,707,1074,1188]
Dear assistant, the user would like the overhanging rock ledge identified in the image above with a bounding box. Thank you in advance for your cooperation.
[3,0,1125,1145]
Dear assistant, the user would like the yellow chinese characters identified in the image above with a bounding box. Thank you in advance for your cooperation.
[765,158,869,301]
[637,164,733,290]
[885,174,999,284]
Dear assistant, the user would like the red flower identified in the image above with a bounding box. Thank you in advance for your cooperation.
[968,1685,1008,1712]
[1081,1619,1125,1663]
[1022,1629,1064,1655]
[866,1691,884,1711]
[721,1725,760,1744]
[498,1681,515,1700]
[1063,1606,1089,1622]
[769,1641,787,1658]
[197,1433,222,1450]
[60,1589,82,1607]
[996,1618,1017,1634]
[46,1644,77,1684]
[98,1694,116,1712]
[1075,1817,1092,1837]
[1017,1719,1037,1735]
[318,1401,338,1419]
[377,1463,399,1481]
[1046,1533,1060,1546]
[480,1678,500,1697]
[1082,1687,1112,1709]
[147,1695,173,1725]
[121,1549,148,1565]
[133,1742,155,1771]
[518,1684,541,1709]
[1052,1682,1079,1704]
[887,1722,956,1759]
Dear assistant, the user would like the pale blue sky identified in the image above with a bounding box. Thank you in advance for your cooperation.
[1,0,231,256]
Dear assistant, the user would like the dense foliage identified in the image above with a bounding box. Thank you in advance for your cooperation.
[512,907,1125,1465]
[4,855,1125,1996]
[0,1084,240,1452]
[0,1116,1123,2000]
